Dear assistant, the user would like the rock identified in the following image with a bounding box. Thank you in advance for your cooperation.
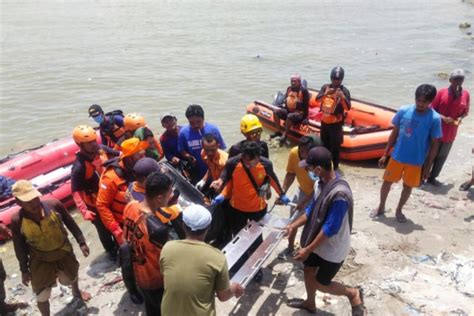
[459,22,471,29]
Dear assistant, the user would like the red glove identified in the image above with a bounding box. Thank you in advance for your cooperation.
[111,227,124,246]
[83,210,97,221]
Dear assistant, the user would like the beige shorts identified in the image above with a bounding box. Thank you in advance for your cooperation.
[36,269,77,302]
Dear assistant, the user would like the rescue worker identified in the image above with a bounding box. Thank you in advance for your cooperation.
[178,104,226,184]
[96,137,147,304]
[123,171,182,315]
[134,126,164,162]
[71,125,118,259]
[211,114,269,192]
[11,180,90,316]
[196,133,229,198]
[212,141,290,236]
[96,137,147,243]
[316,66,351,170]
[278,135,322,259]
[0,223,28,314]
[126,157,162,203]
[271,74,310,144]
[88,104,125,148]
[229,114,269,158]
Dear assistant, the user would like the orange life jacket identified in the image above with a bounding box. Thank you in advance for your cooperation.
[123,201,179,290]
[96,158,134,230]
[81,149,109,206]
[286,88,304,112]
[321,93,343,124]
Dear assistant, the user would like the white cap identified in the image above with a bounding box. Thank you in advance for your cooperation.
[182,204,212,231]
[450,69,465,79]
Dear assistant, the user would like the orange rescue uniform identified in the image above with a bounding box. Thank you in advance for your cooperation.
[201,148,228,181]
[221,155,284,212]
[96,158,134,232]
[123,201,180,290]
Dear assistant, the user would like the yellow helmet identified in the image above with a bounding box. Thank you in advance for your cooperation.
[124,113,146,132]
[72,125,97,144]
[240,114,262,134]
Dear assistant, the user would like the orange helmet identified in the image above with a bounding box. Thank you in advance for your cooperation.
[124,113,146,132]
[72,125,97,144]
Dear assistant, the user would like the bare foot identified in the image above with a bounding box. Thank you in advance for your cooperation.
[80,291,92,302]
[349,288,362,306]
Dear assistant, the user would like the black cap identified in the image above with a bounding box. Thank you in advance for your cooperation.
[88,104,103,117]
[299,147,332,168]
[330,66,345,81]
[133,157,160,179]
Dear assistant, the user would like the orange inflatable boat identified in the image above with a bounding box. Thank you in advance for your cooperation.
[246,88,397,161]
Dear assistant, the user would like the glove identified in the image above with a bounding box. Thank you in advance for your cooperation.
[196,179,206,191]
[211,194,225,206]
[83,210,97,221]
[111,227,124,246]
[279,194,291,205]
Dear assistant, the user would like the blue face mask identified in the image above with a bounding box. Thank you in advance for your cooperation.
[93,115,104,124]
[308,171,320,182]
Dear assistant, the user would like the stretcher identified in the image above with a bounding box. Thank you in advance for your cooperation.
[223,203,300,287]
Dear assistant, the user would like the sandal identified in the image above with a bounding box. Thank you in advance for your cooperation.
[396,213,407,223]
[460,181,473,191]
[287,298,316,314]
[351,286,366,316]
[369,209,384,218]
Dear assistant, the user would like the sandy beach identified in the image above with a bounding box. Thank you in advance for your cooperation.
[1,125,472,316]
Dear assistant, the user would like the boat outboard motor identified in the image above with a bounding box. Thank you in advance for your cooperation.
[272,91,286,107]
[302,79,308,89]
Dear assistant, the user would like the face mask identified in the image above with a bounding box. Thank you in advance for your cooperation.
[308,171,320,182]
[93,115,104,124]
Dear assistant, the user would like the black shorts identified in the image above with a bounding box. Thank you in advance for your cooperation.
[303,253,343,286]
[287,112,305,124]
[275,108,289,120]
[226,205,267,235]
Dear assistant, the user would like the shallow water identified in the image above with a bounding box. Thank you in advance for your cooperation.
[0,0,473,162]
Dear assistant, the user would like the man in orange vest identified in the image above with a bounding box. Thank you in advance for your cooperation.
[212,141,290,236]
[88,104,125,148]
[271,74,310,144]
[196,133,229,197]
[96,137,147,243]
[316,66,351,170]
[96,137,147,304]
[124,171,181,315]
[71,125,118,259]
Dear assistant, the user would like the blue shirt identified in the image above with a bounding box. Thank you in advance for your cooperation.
[178,122,226,179]
[391,105,442,166]
[160,126,183,162]
[304,196,348,237]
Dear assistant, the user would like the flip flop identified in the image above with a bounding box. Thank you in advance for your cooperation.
[287,298,316,314]
[369,209,384,218]
[351,286,366,316]
[459,181,472,191]
[396,214,407,223]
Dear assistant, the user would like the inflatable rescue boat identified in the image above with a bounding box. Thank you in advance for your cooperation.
[0,138,79,225]
[247,88,397,161]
